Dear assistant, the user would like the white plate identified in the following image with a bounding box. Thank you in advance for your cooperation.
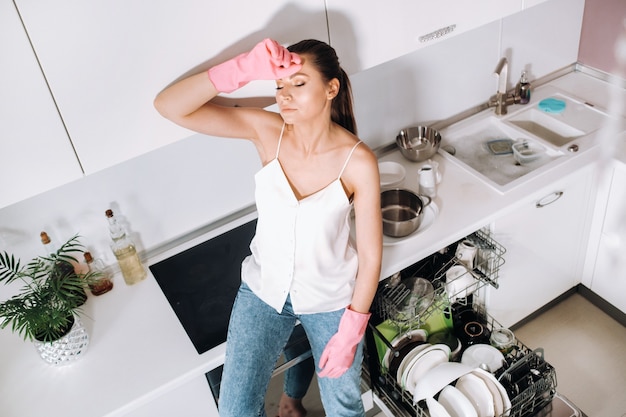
[379,161,406,188]
[455,373,495,417]
[426,396,453,417]
[461,344,505,373]
[405,348,450,394]
[396,343,431,386]
[382,329,428,372]
[438,385,478,417]
[412,362,474,402]
[471,368,511,417]
[400,344,451,390]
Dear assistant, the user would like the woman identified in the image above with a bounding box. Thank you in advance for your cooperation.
[154,38,382,417]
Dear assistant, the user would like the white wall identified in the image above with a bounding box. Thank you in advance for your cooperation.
[0,0,583,268]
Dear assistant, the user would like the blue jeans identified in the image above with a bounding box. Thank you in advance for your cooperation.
[283,324,314,400]
[219,282,365,417]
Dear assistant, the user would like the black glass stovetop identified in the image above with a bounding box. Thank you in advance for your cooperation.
[149,219,257,354]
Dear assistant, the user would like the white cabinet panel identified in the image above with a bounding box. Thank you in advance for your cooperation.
[487,166,594,328]
[326,0,522,74]
[14,0,328,174]
[590,163,626,313]
[127,376,218,417]
[0,0,82,208]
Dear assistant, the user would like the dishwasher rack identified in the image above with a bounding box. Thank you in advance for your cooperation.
[365,229,557,417]
[373,228,505,331]
[367,312,557,417]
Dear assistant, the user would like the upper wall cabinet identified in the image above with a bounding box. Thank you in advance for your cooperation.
[326,0,523,74]
[14,0,328,174]
[0,1,83,209]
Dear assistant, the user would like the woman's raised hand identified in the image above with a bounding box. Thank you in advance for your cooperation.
[208,38,302,93]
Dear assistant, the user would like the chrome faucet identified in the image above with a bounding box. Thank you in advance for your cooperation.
[488,57,531,115]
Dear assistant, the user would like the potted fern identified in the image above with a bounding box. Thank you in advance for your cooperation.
[0,234,99,365]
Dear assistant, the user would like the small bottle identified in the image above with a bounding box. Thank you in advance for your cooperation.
[40,231,88,306]
[83,251,114,295]
[105,209,146,285]
[517,71,531,104]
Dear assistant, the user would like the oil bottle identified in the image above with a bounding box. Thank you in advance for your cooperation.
[105,209,146,285]
[83,251,114,295]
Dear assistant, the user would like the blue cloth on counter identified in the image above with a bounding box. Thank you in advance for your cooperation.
[538,97,566,114]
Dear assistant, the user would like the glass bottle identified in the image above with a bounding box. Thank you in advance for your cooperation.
[83,251,114,295]
[40,231,88,306]
[105,209,146,285]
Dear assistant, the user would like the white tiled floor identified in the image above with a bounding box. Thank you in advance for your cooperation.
[266,293,626,417]
[514,293,626,417]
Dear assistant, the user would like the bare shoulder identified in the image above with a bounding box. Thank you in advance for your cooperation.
[339,132,380,196]
[346,135,378,174]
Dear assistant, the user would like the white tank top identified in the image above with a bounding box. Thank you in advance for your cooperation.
[241,124,361,314]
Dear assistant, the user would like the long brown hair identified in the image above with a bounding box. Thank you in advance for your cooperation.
[288,40,357,135]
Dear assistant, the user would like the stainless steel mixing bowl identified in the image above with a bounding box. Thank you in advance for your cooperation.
[396,126,442,162]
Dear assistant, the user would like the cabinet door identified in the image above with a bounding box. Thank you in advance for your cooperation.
[590,163,626,313]
[14,0,328,174]
[486,166,594,328]
[326,0,522,74]
[0,0,82,208]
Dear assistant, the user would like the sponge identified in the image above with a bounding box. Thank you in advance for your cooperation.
[538,98,566,114]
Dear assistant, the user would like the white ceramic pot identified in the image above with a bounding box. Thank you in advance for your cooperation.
[33,316,89,366]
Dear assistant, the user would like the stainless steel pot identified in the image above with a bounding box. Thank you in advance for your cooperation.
[381,189,431,237]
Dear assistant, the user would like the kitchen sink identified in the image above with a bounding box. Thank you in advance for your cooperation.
[437,86,610,193]
[438,113,564,192]
[505,91,610,148]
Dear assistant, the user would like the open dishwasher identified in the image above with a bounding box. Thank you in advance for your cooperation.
[363,228,584,417]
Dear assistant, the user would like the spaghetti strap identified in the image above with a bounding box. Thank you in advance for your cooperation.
[338,141,362,179]
[275,123,286,159]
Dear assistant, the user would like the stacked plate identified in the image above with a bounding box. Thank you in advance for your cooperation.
[413,361,512,417]
[383,338,452,396]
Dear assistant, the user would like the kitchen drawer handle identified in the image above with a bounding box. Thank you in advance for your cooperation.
[535,191,563,208]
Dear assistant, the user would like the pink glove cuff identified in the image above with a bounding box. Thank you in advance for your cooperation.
[208,38,302,93]
[339,307,371,338]
[318,306,371,378]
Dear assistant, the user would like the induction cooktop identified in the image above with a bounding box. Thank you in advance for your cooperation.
[149,219,257,354]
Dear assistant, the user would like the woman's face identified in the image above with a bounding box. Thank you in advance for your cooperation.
[275,55,338,124]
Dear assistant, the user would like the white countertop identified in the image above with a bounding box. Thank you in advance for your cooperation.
[1,69,624,417]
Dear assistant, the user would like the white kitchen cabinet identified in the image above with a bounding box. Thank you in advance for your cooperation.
[486,165,595,328]
[326,0,523,74]
[13,0,328,174]
[589,162,626,313]
[522,0,553,8]
[0,0,83,208]
[126,376,218,417]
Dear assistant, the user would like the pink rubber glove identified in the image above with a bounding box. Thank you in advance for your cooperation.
[208,38,302,93]
[318,307,371,378]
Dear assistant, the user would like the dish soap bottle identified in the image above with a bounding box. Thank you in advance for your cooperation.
[516,71,531,105]
[105,209,146,285]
